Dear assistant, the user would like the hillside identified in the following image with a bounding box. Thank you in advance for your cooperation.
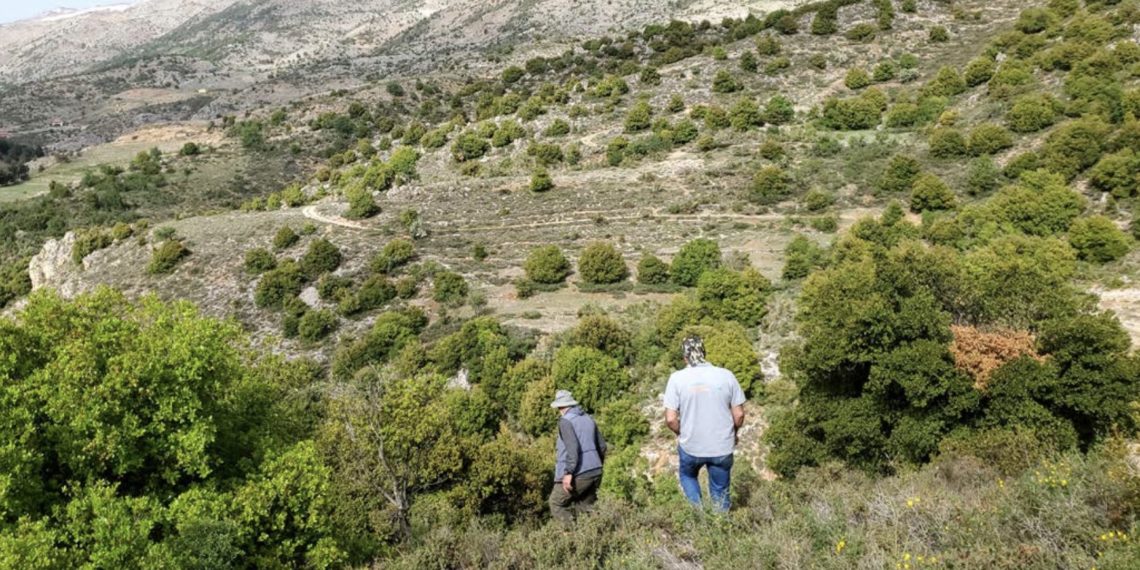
[2,0,1140,567]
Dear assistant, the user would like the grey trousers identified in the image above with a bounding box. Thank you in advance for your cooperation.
[548,470,603,523]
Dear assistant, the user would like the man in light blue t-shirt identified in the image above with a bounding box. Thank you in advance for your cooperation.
[663,335,746,511]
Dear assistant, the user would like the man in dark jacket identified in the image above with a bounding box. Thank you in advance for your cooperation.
[549,390,607,522]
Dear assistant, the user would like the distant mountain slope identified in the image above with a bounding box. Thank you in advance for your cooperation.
[0,0,803,84]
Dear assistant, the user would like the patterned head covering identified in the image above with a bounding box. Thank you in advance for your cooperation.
[681,335,707,367]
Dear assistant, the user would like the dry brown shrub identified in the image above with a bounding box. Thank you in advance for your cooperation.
[949,325,1042,390]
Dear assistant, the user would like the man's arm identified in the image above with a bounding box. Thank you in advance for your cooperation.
[559,419,578,492]
[665,408,681,436]
[731,405,745,429]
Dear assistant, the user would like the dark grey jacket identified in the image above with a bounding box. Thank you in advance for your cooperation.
[554,406,607,480]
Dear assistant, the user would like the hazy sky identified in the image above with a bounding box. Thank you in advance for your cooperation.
[0,0,139,24]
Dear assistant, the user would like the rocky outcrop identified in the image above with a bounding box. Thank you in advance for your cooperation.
[28,232,77,294]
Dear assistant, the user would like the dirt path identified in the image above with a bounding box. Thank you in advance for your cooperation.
[301,204,372,230]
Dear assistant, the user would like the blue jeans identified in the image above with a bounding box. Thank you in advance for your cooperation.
[678,446,734,511]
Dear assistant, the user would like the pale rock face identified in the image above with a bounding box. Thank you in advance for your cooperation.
[447,367,472,390]
[299,286,321,308]
[28,232,77,294]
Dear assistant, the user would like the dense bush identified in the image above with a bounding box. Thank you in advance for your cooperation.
[695,267,771,327]
[1007,95,1057,133]
[964,57,996,86]
[909,173,956,212]
[878,155,923,194]
[578,242,629,284]
[749,166,791,204]
[551,346,628,411]
[147,240,190,275]
[711,70,742,93]
[300,238,342,278]
[272,227,298,252]
[451,131,490,162]
[967,124,1015,156]
[529,168,554,192]
[432,271,469,305]
[340,276,397,316]
[929,128,969,158]
[820,91,883,130]
[566,314,633,364]
[783,235,826,280]
[298,309,339,342]
[637,254,671,285]
[1068,216,1131,263]
[0,290,339,566]
[524,245,571,284]
[671,238,721,287]
[844,68,871,90]
[345,184,380,219]
[244,247,277,274]
[966,156,1002,196]
[624,100,653,133]
[1089,149,1140,198]
[255,261,305,309]
[371,239,416,274]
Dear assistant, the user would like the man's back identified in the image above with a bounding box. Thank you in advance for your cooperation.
[664,363,745,458]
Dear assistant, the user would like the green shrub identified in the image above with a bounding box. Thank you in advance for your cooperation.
[844,68,871,90]
[845,23,877,42]
[963,57,996,87]
[910,173,956,212]
[491,120,525,147]
[273,227,299,250]
[670,120,700,145]
[923,66,967,98]
[578,243,629,285]
[783,235,825,280]
[72,228,113,265]
[340,276,397,316]
[1042,118,1111,180]
[758,140,784,161]
[750,166,791,204]
[967,124,1014,156]
[666,94,686,113]
[299,238,342,278]
[671,238,721,287]
[756,35,781,55]
[244,248,277,274]
[987,170,1085,236]
[711,70,742,93]
[1068,216,1131,263]
[527,143,564,166]
[929,128,968,158]
[451,131,490,162]
[530,168,554,192]
[696,268,771,327]
[765,95,795,125]
[1007,95,1057,133]
[317,274,353,301]
[147,240,190,275]
[1089,149,1140,198]
[254,261,304,309]
[820,94,882,130]
[345,184,380,219]
[433,271,468,305]
[624,100,653,133]
[524,245,571,284]
[878,155,923,194]
[729,98,764,131]
[544,119,571,137]
[566,315,633,363]
[298,309,338,342]
[966,156,1002,196]
[1016,7,1056,34]
[371,239,416,274]
[811,6,838,35]
[929,25,950,43]
[637,254,671,285]
[872,61,897,82]
[551,346,628,411]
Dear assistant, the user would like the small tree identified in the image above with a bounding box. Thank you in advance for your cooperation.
[147,241,190,275]
[298,309,339,342]
[637,254,671,285]
[578,243,629,284]
[273,226,299,250]
[1069,216,1131,263]
[433,271,469,305]
[750,166,791,204]
[929,128,968,158]
[910,173,957,212]
[929,25,950,42]
[300,238,342,278]
[624,100,653,133]
[524,245,571,284]
[244,248,277,274]
[878,155,923,194]
[671,238,721,287]
[712,70,742,93]
[371,239,416,274]
[345,184,380,219]
[529,167,554,192]
[967,124,1014,156]
[765,95,795,124]
[845,68,872,90]
[966,156,1002,196]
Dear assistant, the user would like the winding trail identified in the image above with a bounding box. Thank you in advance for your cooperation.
[301,205,371,230]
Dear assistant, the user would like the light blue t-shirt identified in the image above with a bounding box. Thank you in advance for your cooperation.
[663,363,745,458]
